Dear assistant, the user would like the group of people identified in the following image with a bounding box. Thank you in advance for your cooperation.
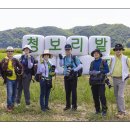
[0,43,129,119]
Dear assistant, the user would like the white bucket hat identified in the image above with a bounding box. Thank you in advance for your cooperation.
[42,50,53,58]
[6,46,14,51]
[22,45,32,52]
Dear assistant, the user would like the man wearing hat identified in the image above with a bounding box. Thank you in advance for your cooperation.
[110,43,130,118]
[37,50,56,111]
[16,45,35,108]
[59,44,83,111]
[89,49,109,116]
[0,46,23,112]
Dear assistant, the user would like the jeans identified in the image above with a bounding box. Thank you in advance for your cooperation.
[6,78,17,108]
[40,79,51,110]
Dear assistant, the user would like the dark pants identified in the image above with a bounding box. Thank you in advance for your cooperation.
[91,84,107,112]
[6,79,17,108]
[16,73,32,105]
[64,76,78,108]
[40,79,51,110]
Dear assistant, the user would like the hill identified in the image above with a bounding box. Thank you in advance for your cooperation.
[0,24,130,48]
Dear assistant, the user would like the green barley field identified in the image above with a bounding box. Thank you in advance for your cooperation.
[0,49,130,121]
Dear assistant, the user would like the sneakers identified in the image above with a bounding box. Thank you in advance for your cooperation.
[7,106,13,112]
[41,108,46,112]
[72,107,77,111]
[94,111,106,116]
[116,112,127,119]
[15,103,21,107]
[45,107,51,110]
[102,111,107,116]
[26,105,30,109]
[63,106,77,111]
[63,107,71,111]
[95,111,101,115]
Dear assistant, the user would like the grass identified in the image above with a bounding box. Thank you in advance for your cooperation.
[0,75,130,121]
[0,48,130,121]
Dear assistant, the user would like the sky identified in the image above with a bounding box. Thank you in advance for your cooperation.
[0,9,130,31]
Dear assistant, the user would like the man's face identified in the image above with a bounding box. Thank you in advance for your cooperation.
[65,49,72,56]
[115,49,122,56]
[7,49,14,57]
[94,52,100,59]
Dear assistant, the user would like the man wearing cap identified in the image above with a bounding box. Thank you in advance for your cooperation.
[0,46,23,112]
[59,44,83,111]
[89,49,109,116]
[110,43,130,118]
[36,50,56,112]
[16,45,35,108]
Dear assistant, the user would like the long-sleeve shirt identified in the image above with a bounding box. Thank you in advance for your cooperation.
[37,60,50,77]
[59,55,83,76]
[90,58,109,74]
[37,59,57,78]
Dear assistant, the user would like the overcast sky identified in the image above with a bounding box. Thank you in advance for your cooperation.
[0,9,130,31]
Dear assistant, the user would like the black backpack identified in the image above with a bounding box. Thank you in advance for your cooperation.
[64,55,83,77]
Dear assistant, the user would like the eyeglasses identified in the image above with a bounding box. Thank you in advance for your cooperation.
[7,51,14,53]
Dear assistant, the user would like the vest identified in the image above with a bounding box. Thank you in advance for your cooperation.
[110,55,129,81]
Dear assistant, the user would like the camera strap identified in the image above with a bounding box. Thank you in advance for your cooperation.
[43,62,47,77]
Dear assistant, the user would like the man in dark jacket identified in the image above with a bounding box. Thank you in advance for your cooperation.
[89,49,109,116]
[1,46,23,112]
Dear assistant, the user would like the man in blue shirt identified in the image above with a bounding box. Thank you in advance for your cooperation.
[89,49,109,116]
[59,44,83,111]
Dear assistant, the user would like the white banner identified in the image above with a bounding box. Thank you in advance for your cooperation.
[89,36,111,56]
[22,35,44,56]
[67,36,88,55]
[45,36,66,56]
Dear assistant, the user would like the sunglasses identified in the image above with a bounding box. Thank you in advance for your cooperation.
[7,51,14,53]
[65,49,71,51]
[115,49,122,51]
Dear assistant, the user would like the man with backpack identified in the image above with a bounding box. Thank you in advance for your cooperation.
[89,49,109,116]
[16,45,35,108]
[0,46,23,112]
[59,44,83,111]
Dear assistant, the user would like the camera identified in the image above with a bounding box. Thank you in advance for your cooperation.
[51,65,56,73]
[66,65,72,77]
[66,65,76,80]
[105,77,112,88]
[6,70,13,77]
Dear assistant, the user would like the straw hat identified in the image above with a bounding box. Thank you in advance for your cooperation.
[42,50,53,58]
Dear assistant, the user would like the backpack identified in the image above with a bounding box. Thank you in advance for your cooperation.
[89,59,106,85]
[64,55,83,77]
